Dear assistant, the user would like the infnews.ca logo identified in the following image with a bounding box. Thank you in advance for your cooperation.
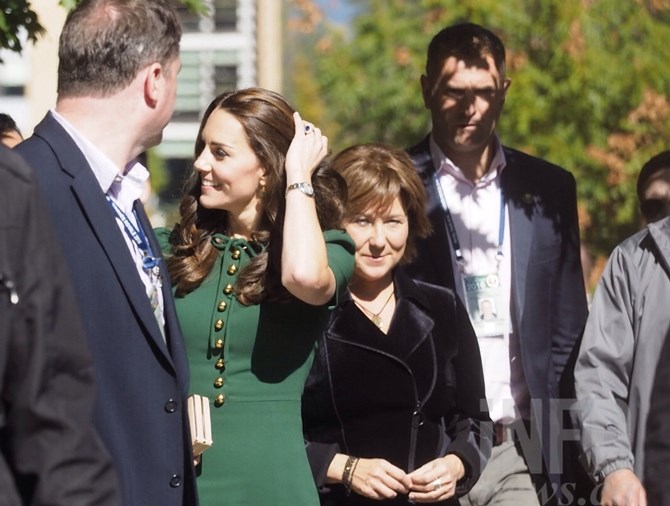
[472,398,630,505]
[537,482,602,506]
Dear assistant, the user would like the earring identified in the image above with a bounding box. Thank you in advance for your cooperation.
[258,185,266,197]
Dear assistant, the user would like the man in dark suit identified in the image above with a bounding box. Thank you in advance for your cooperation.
[15,1,196,505]
[0,145,120,505]
[404,23,588,505]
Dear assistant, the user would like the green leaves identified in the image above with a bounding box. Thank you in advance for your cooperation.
[0,0,207,59]
[289,0,670,258]
[0,0,44,55]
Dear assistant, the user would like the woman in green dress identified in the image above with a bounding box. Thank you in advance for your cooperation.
[157,88,354,505]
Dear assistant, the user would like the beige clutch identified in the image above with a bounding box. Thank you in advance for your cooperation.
[187,394,213,456]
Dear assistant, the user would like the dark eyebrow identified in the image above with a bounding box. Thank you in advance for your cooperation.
[207,140,235,151]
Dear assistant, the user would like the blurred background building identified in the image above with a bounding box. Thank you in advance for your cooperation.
[0,0,283,206]
[5,0,664,278]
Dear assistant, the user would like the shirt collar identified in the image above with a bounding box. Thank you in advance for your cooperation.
[429,133,507,184]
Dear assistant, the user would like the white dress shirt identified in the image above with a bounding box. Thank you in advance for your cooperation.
[51,110,166,339]
[429,135,529,423]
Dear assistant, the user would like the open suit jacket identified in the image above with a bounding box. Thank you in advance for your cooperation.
[302,269,492,505]
[404,136,588,498]
[15,113,197,506]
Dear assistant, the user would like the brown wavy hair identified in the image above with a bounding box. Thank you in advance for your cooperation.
[166,88,346,304]
[330,143,432,263]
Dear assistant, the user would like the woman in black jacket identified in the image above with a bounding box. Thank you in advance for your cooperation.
[302,143,492,505]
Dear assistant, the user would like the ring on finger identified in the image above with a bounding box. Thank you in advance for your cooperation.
[432,478,442,491]
[304,124,314,134]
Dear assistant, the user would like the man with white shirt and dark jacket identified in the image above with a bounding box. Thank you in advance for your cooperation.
[15,1,197,504]
[404,23,588,505]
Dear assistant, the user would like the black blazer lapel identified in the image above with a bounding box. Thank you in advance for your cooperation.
[326,272,435,362]
[36,115,174,367]
[135,201,186,374]
[70,179,173,365]
[407,136,456,289]
[389,271,436,359]
[501,149,535,331]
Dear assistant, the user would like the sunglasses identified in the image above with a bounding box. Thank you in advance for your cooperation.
[640,198,670,223]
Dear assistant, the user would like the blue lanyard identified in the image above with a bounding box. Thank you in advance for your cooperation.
[433,174,506,273]
[106,196,160,270]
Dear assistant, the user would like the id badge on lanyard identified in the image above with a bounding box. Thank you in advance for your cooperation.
[434,174,509,338]
[462,273,507,337]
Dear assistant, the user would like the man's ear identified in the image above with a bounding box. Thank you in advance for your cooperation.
[501,78,512,101]
[144,62,164,107]
[420,74,432,109]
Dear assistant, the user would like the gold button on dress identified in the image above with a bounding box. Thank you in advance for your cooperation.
[155,228,354,505]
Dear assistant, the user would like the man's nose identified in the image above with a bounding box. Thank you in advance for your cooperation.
[461,90,477,114]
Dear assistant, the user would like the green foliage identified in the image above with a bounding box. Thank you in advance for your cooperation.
[177,0,209,15]
[0,0,44,55]
[0,0,208,58]
[146,148,169,195]
[289,0,670,257]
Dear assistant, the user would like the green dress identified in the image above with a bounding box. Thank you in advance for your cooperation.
[156,229,354,506]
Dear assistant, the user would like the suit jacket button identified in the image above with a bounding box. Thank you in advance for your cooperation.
[214,394,225,407]
[213,377,224,388]
[217,301,227,312]
[169,474,182,488]
[214,338,224,349]
[224,283,233,295]
[164,399,177,413]
[215,358,225,370]
[214,319,224,331]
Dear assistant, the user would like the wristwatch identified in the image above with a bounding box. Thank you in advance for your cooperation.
[285,182,315,198]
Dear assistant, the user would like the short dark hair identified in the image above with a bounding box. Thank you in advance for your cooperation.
[57,0,181,97]
[637,151,670,222]
[0,113,20,137]
[425,22,506,80]
[637,151,670,201]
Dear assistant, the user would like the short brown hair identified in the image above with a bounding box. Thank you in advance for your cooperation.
[331,143,431,263]
[58,0,181,97]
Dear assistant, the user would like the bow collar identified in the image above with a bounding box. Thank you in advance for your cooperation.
[210,233,265,257]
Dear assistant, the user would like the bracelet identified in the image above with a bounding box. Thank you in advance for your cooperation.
[349,457,360,494]
[342,456,359,495]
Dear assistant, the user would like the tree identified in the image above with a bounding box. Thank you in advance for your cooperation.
[288,0,670,261]
[0,0,44,56]
[0,0,206,58]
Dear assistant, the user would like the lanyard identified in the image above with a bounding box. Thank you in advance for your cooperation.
[106,196,160,270]
[433,173,506,273]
